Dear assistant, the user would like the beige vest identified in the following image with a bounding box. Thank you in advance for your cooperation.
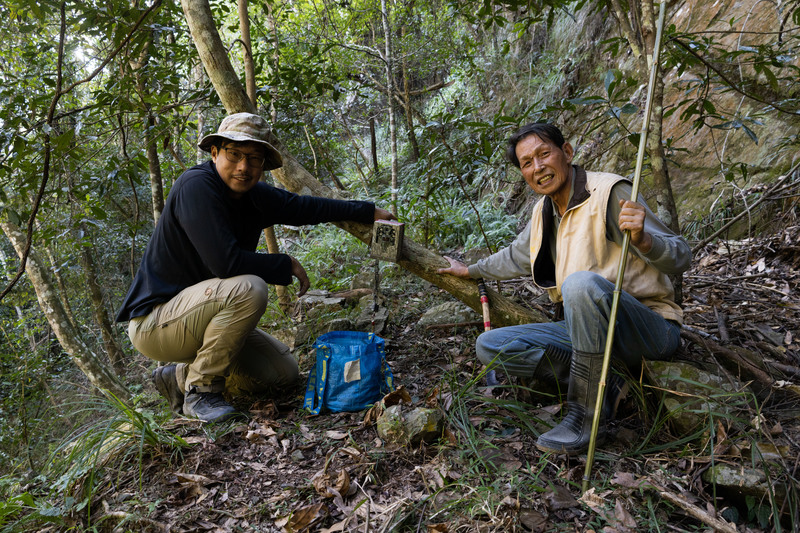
[529,168,683,324]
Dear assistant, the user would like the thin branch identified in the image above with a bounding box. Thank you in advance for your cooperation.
[671,37,800,116]
[0,2,66,303]
[691,160,800,253]
[60,0,163,95]
[0,1,162,303]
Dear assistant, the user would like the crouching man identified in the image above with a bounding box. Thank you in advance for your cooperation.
[116,112,394,423]
[438,123,690,454]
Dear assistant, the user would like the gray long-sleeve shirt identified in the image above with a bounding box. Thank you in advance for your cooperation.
[468,180,691,281]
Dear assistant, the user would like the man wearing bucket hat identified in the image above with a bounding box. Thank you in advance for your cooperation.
[116,112,395,423]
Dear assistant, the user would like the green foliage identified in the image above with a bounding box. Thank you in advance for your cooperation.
[284,224,372,292]
[45,393,186,525]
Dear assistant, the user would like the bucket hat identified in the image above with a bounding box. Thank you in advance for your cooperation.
[198,113,283,170]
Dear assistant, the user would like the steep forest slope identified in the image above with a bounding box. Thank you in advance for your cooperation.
[0,0,798,531]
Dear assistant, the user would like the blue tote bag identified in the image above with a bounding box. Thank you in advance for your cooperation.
[303,331,394,414]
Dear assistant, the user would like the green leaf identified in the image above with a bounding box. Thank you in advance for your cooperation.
[741,124,759,144]
[88,206,108,220]
[567,96,606,106]
[620,103,638,114]
[761,65,779,91]
[6,208,23,226]
[604,70,616,97]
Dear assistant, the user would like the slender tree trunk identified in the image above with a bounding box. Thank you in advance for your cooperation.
[80,223,127,373]
[0,220,129,400]
[369,116,379,174]
[44,246,77,330]
[180,0,545,328]
[195,62,207,164]
[265,3,280,123]
[145,113,164,224]
[237,0,291,310]
[381,0,399,216]
[130,23,165,224]
[401,25,419,162]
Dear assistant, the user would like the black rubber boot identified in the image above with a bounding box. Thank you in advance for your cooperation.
[603,371,629,422]
[183,388,239,423]
[521,344,572,399]
[151,365,184,415]
[533,344,571,385]
[536,350,606,455]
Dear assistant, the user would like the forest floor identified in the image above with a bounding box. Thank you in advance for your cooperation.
[33,223,800,533]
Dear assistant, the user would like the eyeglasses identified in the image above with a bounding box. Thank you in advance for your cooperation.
[221,146,266,169]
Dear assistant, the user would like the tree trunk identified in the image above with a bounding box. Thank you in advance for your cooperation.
[44,246,77,330]
[130,24,165,225]
[0,220,129,401]
[194,62,207,165]
[369,116,379,175]
[401,25,420,162]
[145,113,164,224]
[80,223,127,374]
[181,0,252,113]
[380,0,399,216]
[237,0,291,310]
[180,0,545,328]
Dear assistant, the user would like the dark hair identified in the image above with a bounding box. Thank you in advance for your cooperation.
[506,123,566,168]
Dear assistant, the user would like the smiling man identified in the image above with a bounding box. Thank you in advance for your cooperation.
[438,123,690,454]
[116,113,394,423]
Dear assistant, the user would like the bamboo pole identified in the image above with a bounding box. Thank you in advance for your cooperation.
[582,1,667,494]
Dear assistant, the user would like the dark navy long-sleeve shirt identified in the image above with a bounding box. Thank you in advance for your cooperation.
[115,161,374,322]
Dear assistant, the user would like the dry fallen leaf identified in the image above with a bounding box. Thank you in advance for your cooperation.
[578,487,606,513]
[312,468,351,498]
[319,519,348,533]
[384,385,412,406]
[174,472,214,485]
[613,498,637,529]
[325,430,349,440]
[519,508,547,532]
[276,502,325,533]
[544,484,578,511]
[610,472,640,489]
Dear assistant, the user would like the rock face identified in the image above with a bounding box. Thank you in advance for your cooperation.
[643,360,748,434]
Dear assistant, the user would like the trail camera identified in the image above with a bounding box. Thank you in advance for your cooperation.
[370,220,404,262]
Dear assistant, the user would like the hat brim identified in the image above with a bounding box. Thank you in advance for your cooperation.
[198,133,283,170]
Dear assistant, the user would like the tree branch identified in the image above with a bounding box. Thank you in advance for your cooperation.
[671,37,800,116]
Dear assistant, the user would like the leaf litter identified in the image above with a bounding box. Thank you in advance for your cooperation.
[52,225,800,532]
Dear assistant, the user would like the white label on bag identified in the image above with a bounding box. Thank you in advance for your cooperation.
[344,359,362,383]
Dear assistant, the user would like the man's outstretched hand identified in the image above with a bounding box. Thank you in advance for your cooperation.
[374,207,397,221]
[437,255,471,278]
[290,255,310,296]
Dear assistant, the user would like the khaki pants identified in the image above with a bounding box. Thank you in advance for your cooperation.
[129,275,298,394]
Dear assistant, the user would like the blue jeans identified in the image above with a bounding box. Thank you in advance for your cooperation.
[476,271,681,376]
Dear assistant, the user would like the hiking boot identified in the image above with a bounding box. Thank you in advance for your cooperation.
[183,388,239,423]
[151,365,184,415]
